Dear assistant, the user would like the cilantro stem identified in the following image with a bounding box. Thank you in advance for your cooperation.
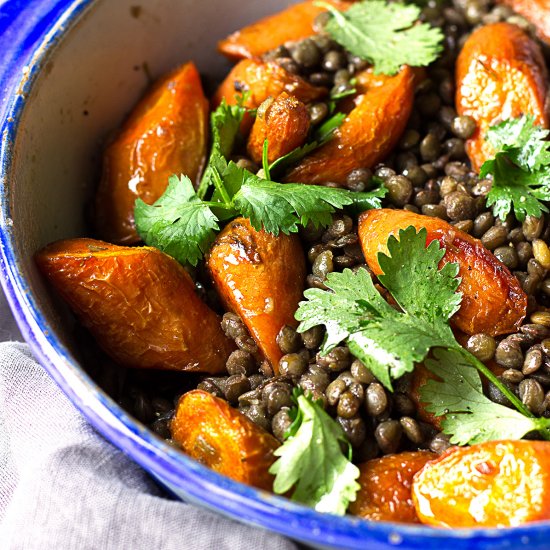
[262,139,271,181]
[201,201,234,210]
[211,168,232,207]
[196,175,210,201]
[456,346,535,419]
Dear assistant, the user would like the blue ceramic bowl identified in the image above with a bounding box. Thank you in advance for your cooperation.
[1,1,550,548]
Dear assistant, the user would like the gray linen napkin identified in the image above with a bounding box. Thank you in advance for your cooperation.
[0,294,298,550]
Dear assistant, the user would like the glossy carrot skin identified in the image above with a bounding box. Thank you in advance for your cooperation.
[456,22,548,171]
[247,92,310,164]
[95,62,209,244]
[285,66,415,184]
[171,390,279,490]
[207,218,306,371]
[409,363,444,431]
[358,209,527,336]
[218,0,352,61]
[36,239,234,373]
[213,58,326,117]
[497,0,550,44]
[412,441,550,527]
[349,451,436,522]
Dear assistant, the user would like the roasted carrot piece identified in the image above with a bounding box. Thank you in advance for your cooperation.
[213,58,326,113]
[218,0,352,61]
[358,209,527,336]
[497,0,550,44]
[171,390,279,490]
[349,451,436,522]
[95,62,209,244]
[36,238,234,373]
[412,440,550,527]
[409,363,444,431]
[456,22,548,171]
[247,92,310,164]
[284,66,415,184]
[207,218,306,371]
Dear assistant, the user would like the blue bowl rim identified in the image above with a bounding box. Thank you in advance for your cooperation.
[1,1,550,548]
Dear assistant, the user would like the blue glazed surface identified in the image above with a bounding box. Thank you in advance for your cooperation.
[2,2,550,548]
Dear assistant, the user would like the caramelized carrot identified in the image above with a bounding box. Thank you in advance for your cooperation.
[218,0,352,61]
[410,363,444,431]
[412,441,550,527]
[456,22,548,171]
[285,66,415,184]
[171,390,279,490]
[349,451,436,522]
[95,62,209,244]
[358,209,527,336]
[207,218,306,371]
[247,92,310,164]
[35,238,234,373]
[213,58,326,131]
[497,0,550,44]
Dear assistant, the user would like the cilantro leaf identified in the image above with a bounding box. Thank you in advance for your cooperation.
[230,163,386,235]
[319,0,443,75]
[197,97,249,203]
[421,348,550,445]
[296,228,458,389]
[486,115,550,172]
[482,116,550,221]
[378,227,462,329]
[135,175,219,266]
[269,390,360,515]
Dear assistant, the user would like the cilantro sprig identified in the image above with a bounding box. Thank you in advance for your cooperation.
[135,100,385,265]
[296,226,550,444]
[481,116,550,221]
[421,349,550,445]
[317,0,444,75]
[269,388,360,515]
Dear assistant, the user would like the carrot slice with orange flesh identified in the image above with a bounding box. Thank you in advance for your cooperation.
[171,390,279,491]
[36,238,234,373]
[207,218,306,371]
[358,209,527,336]
[456,22,548,171]
[95,62,209,244]
[413,441,550,527]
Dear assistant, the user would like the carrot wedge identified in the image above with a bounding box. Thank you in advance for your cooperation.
[350,451,436,522]
[497,0,550,44]
[213,58,327,111]
[95,62,209,244]
[207,218,306,371]
[413,441,550,527]
[218,0,352,61]
[247,92,310,164]
[285,66,415,184]
[358,209,527,336]
[36,238,234,373]
[171,390,279,490]
[456,22,548,171]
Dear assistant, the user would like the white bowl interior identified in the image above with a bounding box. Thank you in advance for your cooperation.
[9,0,297,349]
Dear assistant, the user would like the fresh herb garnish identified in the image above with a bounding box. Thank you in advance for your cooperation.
[481,116,550,221]
[135,161,385,265]
[135,175,219,267]
[197,97,248,201]
[135,99,385,265]
[296,227,460,389]
[296,226,550,443]
[269,388,360,515]
[421,348,550,444]
[317,0,444,75]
